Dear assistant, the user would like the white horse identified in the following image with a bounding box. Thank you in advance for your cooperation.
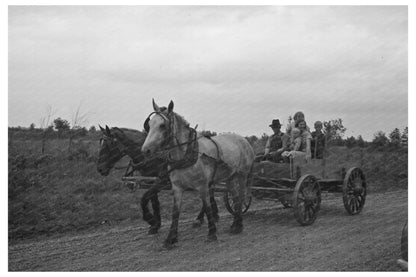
[142,100,255,248]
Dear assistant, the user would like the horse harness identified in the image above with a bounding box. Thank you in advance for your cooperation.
[143,111,224,183]
[100,135,129,158]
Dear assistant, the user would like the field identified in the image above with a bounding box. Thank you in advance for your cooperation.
[8,133,408,243]
[8,132,408,271]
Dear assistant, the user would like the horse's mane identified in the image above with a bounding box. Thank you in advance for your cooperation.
[111,127,146,146]
[115,127,141,134]
[171,112,190,128]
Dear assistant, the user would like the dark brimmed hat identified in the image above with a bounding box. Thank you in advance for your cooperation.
[269,119,281,128]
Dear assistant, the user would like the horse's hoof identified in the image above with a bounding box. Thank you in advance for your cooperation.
[163,242,176,250]
[192,220,203,228]
[164,237,178,244]
[143,213,155,223]
[148,227,159,235]
[163,238,178,249]
[206,234,217,242]
[230,225,243,234]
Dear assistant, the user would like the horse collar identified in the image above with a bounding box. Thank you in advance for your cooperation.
[167,127,199,171]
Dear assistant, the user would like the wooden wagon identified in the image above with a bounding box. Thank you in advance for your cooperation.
[121,150,367,226]
[220,154,367,226]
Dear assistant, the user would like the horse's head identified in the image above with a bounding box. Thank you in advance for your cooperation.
[141,99,174,156]
[97,125,126,176]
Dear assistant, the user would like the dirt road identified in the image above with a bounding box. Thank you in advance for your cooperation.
[9,189,407,271]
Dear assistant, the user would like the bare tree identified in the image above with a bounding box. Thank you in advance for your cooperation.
[39,105,57,154]
[39,105,56,129]
[68,101,90,152]
[71,101,89,129]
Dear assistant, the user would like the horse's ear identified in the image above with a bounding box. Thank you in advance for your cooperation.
[152,98,161,112]
[99,125,105,133]
[168,100,174,114]
[105,125,111,136]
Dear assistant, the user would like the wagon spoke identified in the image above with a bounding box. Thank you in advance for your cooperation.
[353,198,358,211]
[306,207,312,220]
[348,199,354,213]
[353,171,360,180]
[308,205,316,215]
[355,198,360,211]
[354,171,359,180]
[309,206,316,218]
[352,198,358,213]
[356,196,363,207]
[297,194,306,201]
[303,207,309,221]
[357,196,364,208]
[353,198,358,212]
[348,198,354,210]
[356,197,362,209]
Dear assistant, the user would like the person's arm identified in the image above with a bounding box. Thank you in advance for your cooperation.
[278,133,290,153]
[305,134,311,162]
[264,137,271,155]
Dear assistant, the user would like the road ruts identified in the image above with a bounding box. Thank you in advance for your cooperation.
[9,189,407,271]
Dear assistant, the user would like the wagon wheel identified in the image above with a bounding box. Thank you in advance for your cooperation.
[343,167,367,215]
[223,190,252,215]
[293,174,321,226]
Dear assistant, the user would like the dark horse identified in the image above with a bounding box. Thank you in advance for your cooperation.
[97,125,218,234]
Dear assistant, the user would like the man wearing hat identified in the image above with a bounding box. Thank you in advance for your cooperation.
[264,119,290,162]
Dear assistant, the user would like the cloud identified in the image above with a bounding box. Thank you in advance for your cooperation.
[8,6,407,140]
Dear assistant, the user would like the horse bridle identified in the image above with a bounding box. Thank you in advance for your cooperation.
[99,133,128,157]
[143,111,174,149]
[143,111,199,156]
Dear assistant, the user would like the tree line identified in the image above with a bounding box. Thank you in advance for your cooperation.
[9,117,408,152]
[244,118,408,150]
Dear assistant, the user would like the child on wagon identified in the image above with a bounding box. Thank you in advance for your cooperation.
[282,127,304,159]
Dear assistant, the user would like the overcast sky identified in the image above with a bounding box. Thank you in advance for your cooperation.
[8,6,407,140]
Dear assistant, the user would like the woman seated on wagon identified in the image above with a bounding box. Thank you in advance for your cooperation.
[282,120,312,162]
[286,111,311,135]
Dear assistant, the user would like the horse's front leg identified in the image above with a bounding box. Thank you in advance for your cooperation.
[148,189,161,234]
[140,188,155,224]
[164,186,183,249]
